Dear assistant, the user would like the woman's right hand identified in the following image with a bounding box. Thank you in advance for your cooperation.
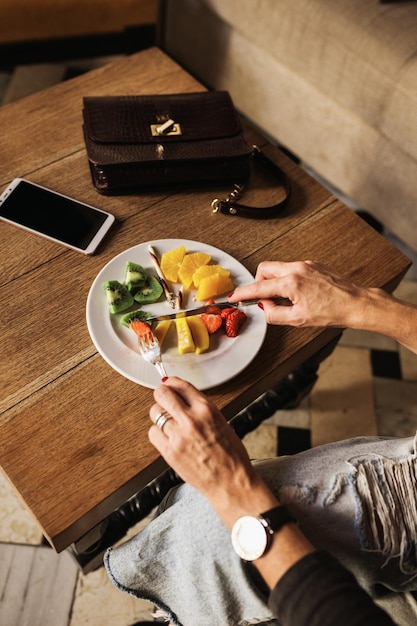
[229,260,376,330]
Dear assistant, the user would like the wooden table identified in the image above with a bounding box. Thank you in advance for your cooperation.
[0,48,411,562]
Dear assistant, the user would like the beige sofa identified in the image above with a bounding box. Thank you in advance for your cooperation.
[159,0,417,253]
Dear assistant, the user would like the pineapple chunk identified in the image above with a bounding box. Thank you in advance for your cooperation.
[175,317,196,354]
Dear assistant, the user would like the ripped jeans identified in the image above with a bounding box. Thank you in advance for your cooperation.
[105,434,417,626]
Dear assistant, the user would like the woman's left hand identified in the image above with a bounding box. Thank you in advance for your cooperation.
[149,377,278,526]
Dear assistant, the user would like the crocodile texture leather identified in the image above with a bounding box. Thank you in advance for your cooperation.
[82,91,253,193]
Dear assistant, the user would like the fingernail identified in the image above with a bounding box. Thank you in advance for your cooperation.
[227,292,234,299]
[257,301,264,310]
[162,377,168,382]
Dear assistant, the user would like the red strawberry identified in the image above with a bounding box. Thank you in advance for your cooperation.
[206,305,222,315]
[223,309,247,337]
[200,312,222,334]
[204,299,222,315]
[220,307,237,320]
[130,320,153,339]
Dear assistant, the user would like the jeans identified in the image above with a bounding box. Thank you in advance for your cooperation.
[105,434,417,626]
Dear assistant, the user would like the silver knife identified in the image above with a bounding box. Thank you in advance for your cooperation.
[147,297,290,322]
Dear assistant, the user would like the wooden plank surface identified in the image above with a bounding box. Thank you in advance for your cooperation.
[0,544,78,626]
[0,48,411,551]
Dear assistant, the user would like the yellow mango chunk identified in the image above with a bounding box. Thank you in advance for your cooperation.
[186,315,209,355]
[175,317,196,354]
[153,320,171,346]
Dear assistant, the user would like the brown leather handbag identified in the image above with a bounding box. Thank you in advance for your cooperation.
[82,91,291,218]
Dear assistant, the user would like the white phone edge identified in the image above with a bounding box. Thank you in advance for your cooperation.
[0,178,116,255]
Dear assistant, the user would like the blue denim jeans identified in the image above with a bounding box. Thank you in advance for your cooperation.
[105,434,417,626]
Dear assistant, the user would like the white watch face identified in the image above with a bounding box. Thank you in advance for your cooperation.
[231,516,268,561]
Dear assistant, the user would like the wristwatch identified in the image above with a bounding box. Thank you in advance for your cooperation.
[231,505,295,561]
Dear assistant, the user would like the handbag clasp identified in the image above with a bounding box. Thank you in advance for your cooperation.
[151,119,182,136]
[211,183,245,215]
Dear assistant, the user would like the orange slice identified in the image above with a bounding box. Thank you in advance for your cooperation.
[192,264,230,288]
[178,251,211,289]
[160,245,186,283]
[196,273,234,301]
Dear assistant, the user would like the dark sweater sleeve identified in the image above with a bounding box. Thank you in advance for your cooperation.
[268,551,396,626]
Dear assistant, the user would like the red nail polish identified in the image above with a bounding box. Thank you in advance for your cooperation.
[162,377,168,382]
[227,292,234,299]
[257,301,264,310]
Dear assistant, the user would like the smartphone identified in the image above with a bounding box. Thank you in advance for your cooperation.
[0,178,115,254]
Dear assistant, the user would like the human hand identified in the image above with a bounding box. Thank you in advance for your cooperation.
[229,260,368,329]
[149,377,278,526]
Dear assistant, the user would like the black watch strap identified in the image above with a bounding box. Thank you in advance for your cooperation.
[261,505,296,534]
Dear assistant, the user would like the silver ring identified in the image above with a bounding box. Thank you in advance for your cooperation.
[155,411,173,432]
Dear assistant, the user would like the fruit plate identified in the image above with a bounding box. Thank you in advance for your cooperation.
[86,239,267,390]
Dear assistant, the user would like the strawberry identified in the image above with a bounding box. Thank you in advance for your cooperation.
[206,305,222,315]
[223,309,247,337]
[204,299,222,315]
[200,312,222,334]
[220,307,237,320]
[130,319,153,339]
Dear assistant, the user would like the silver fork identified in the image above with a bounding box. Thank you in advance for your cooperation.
[137,333,168,379]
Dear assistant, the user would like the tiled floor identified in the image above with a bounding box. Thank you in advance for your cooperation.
[2,59,417,625]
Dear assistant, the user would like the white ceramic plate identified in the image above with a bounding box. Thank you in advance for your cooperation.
[86,239,267,390]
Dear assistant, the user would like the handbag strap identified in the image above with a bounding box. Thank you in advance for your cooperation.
[211,146,291,219]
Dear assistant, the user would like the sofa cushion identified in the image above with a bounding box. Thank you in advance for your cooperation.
[159,0,417,251]
[201,0,417,160]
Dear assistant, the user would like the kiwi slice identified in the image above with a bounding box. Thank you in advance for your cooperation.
[133,275,163,304]
[103,280,134,314]
[120,309,153,327]
[124,261,148,293]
